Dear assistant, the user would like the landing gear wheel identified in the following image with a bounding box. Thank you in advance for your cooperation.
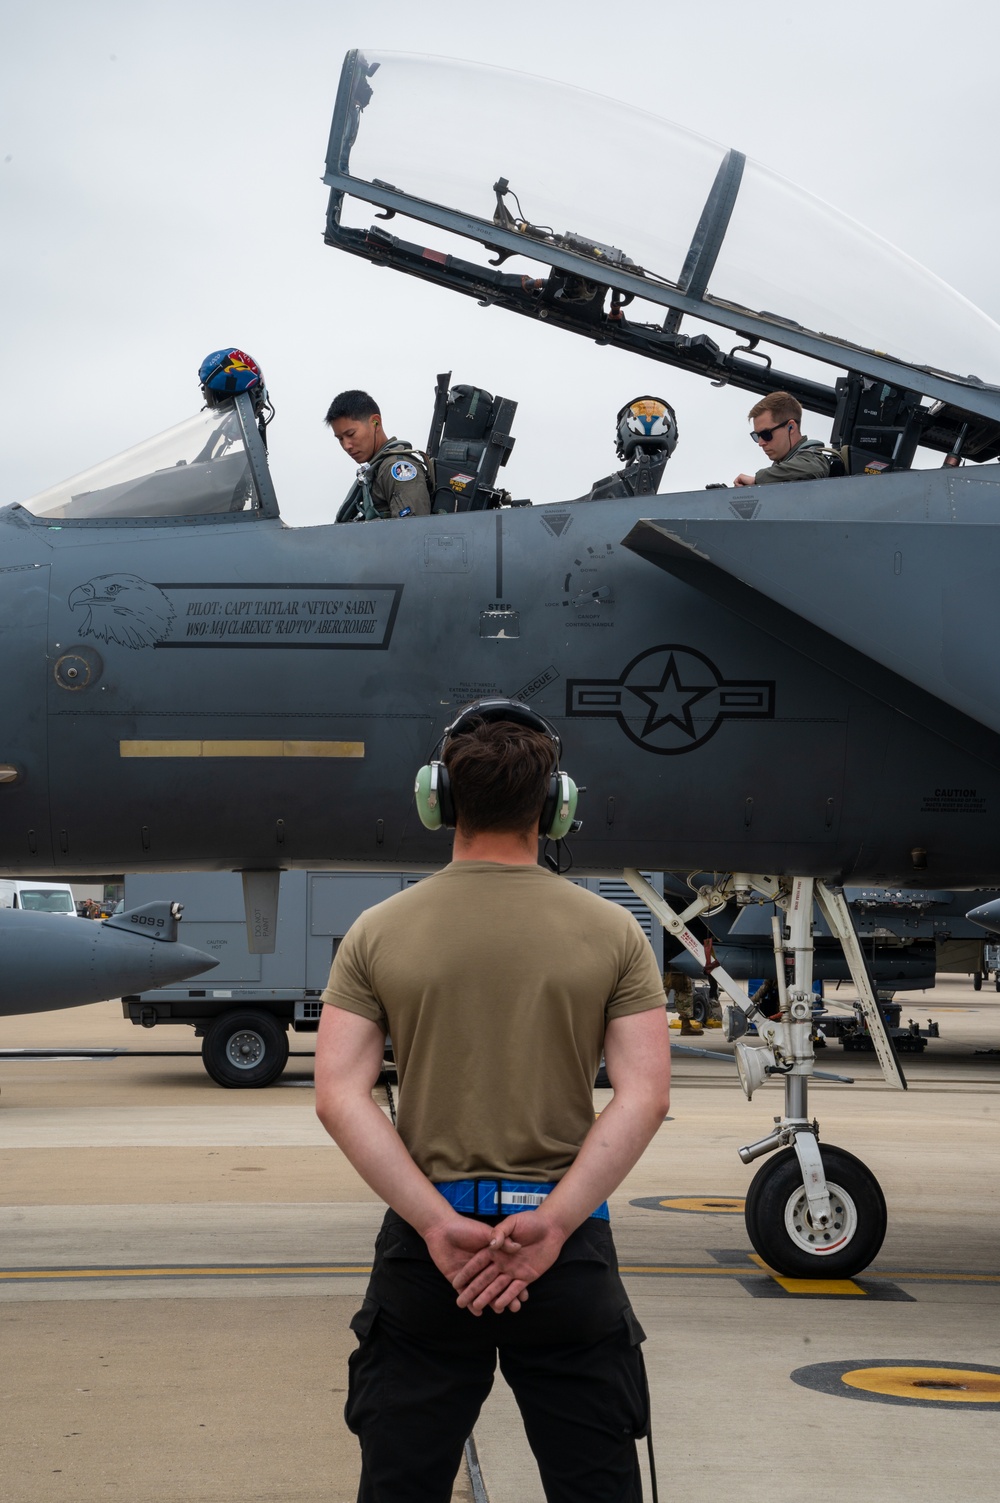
[974,972,983,992]
[691,995,708,1026]
[744,1144,887,1278]
[202,1010,289,1088]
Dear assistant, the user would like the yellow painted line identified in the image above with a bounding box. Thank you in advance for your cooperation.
[657,1197,746,1214]
[750,1253,865,1293]
[119,740,364,759]
[873,1269,1000,1283]
[619,1265,751,1276]
[2,1262,998,1287]
[842,1366,1000,1402]
[773,1275,866,1295]
[0,1265,372,1282]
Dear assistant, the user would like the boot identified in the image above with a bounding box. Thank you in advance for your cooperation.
[680,1019,703,1036]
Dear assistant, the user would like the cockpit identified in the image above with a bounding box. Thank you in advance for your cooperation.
[18,348,281,525]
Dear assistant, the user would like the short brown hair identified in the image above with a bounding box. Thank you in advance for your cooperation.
[325,390,380,427]
[442,719,556,836]
[748,391,802,426]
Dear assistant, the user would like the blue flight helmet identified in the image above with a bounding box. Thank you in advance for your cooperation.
[198,348,267,412]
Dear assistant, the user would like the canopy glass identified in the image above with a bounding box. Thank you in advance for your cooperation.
[20,408,258,520]
[332,52,1000,385]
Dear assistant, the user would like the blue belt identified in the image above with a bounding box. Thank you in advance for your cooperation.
[435,1177,609,1222]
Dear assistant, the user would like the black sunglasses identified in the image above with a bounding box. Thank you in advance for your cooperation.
[750,422,792,444]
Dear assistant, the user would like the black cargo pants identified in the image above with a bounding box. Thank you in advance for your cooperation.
[344,1210,649,1502]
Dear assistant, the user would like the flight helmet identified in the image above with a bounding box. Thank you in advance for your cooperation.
[198,348,267,411]
[615,395,678,461]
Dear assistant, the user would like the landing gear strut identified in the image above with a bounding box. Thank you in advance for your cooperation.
[623,871,902,1278]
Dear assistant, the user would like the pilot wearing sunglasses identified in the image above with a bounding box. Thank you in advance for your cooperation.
[734,390,831,487]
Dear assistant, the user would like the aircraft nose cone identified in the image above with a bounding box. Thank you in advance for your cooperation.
[153,942,219,987]
[966,898,1000,933]
[0,910,218,1018]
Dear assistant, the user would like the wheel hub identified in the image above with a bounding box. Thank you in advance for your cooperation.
[226,1030,266,1069]
[784,1179,857,1255]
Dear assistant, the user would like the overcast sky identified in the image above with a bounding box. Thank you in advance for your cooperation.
[3,0,998,525]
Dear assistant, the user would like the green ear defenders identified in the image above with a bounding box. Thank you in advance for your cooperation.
[414,698,579,839]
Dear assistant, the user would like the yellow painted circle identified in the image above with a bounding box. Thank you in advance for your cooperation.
[841,1367,1000,1403]
[657,1196,746,1214]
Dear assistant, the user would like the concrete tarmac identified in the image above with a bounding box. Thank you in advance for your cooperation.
[1,982,998,1502]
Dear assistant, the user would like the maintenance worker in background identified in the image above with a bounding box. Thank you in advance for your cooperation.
[734,390,831,487]
[665,967,702,1036]
[314,700,671,1502]
[325,389,432,519]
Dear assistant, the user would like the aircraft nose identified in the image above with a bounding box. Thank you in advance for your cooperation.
[0,912,219,1017]
[154,942,220,986]
[966,898,1000,933]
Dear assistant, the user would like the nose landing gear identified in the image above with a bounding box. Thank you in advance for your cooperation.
[623,871,902,1279]
[745,1142,887,1278]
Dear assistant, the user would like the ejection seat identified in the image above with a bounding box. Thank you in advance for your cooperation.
[424,374,522,513]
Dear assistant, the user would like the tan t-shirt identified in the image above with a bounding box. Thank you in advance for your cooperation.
[321,862,666,1182]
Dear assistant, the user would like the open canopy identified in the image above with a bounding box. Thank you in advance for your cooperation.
[324,51,1000,406]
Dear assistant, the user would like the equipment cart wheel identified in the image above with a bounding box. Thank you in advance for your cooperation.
[202,1010,289,1088]
[745,1144,887,1279]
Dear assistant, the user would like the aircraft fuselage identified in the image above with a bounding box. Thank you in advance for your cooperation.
[3,474,999,885]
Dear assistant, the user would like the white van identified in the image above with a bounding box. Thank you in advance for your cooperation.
[0,880,78,915]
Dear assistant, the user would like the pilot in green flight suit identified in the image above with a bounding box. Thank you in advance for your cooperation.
[734,390,831,488]
[326,389,432,519]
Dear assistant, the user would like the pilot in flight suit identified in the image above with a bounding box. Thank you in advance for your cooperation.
[734,390,831,488]
[325,389,432,519]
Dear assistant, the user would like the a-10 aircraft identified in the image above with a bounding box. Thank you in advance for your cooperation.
[3,49,1000,1277]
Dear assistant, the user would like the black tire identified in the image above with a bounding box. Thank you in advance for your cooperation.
[974,972,983,992]
[691,995,708,1026]
[202,1010,289,1088]
[744,1144,887,1278]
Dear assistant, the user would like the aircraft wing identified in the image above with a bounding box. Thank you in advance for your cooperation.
[621,471,1000,758]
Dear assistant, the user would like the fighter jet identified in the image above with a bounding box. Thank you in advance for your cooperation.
[0,902,217,1017]
[2,51,999,1275]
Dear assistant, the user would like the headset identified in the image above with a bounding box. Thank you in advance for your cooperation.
[414,698,579,840]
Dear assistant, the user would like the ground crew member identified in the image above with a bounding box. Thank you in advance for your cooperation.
[325,389,432,518]
[665,967,703,1035]
[734,390,831,487]
[314,701,671,1502]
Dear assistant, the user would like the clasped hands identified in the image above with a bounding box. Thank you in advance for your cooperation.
[424,1210,567,1317]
